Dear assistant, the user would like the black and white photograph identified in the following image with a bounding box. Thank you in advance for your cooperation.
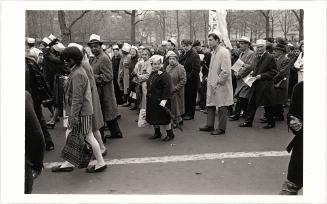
[0,1,326,203]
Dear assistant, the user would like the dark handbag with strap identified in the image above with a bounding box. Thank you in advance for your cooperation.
[61,130,93,168]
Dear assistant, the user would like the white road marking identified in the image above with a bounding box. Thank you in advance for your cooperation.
[44,151,290,169]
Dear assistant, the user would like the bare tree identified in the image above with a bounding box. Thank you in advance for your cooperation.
[292,9,304,41]
[124,10,148,44]
[259,10,270,39]
[58,10,90,44]
[278,10,295,40]
[202,10,208,44]
[176,10,180,46]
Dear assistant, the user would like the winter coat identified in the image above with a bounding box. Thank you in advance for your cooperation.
[118,54,131,94]
[206,45,234,107]
[112,54,121,81]
[179,49,200,90]
[81,59,104,131]
[135,59,153,109]
[146,70,172,125]
[248,52,278,106]
[273,54,290,105]
[234,48,255,99]
[166,63,187,118]
[64,65,93,119]
[90,51,119,121]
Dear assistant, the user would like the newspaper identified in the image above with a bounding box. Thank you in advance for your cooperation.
[231,58,244,73]
[242,74,256,87]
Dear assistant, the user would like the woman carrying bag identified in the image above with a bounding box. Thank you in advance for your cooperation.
[52,46,106,173]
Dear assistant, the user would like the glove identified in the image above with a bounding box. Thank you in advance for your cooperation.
[159,100,167,107]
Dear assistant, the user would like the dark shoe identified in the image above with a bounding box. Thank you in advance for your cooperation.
[116,115,121,120]
[55,118,60,123]
[260,117,268,123]
[122,103,131,107]
[45,142,55,151]
[182,115,193,120]
[239,122,252,127]
[86,164,107,173]
[149,128,162,139]
[229,114,240,121]
[107,133,123,139]
[129,106,138,110]
[211,129,225,135]
[179,121,183,125]
[263,123,275,129]
[199,125,214,132]
[46,121,55,129]
[162,129,174,142]
[51,165,74,172]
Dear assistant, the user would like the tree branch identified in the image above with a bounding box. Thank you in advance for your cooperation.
[291,10,300,22]
[134,19,143,25]
[68,10,90,30]
[124,10,132,15]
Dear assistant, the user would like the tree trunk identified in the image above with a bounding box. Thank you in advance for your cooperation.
[299,10,304,41]
[271,12,274,38]
[131,10,136,44]
[265,15,270,39]
[188,11,192,40]
[284,11,287,39]
[176,10,180,46]
[58,11,71,45]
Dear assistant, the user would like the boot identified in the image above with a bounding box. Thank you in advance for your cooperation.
[279,180,301,195]
[149,127,162,139]
[162,129,174,142]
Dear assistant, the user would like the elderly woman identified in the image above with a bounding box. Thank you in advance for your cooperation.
[146,55,175,142]
[52,46,106,173]
[134,48,153,109]
[165,51,187,127]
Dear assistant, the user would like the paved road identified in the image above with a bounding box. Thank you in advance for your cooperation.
[33,105,301,195]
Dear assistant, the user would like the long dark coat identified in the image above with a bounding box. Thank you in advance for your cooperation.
[90,51,119,121]
[273,54,290,105]
[146,70,172,125]
[179,49,201,90]
[248,52,277,106]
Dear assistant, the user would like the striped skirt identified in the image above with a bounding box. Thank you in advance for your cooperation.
[68,115,92,135]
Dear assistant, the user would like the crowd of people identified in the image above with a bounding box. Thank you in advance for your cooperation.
[25,31,303,194]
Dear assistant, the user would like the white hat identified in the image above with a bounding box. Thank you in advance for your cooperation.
[149,55,163,64]
[68,43,84,52]
[112,45,119,50]
[42,37,51,45]
[209,30,222,40]
[168,38,177,47]
[53,43,65,52]
[131,45,138,52]
[162,40,168,45]
[287,43,294,47]
[122,43,131,53]
[166,50,178,58]
[139,45,145,49]
[102,44,107,50]
[239,36,251,44]
[88,34,103,45]
[48,34,57,41]
[255,39,266,46]
[27,48,43,62]
[27,37,35,44]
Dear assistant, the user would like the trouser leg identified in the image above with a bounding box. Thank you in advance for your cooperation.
[244,95,258,124]
[217,106,228,131]
[274,104,284,118]
[24,163,33,194]
[107,119,122,136]
[287,137,303,188]
[206,106,216,127]
[33,101,53,146]
[265,106,275,125]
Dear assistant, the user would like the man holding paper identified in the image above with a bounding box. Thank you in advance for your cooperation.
[229,36,255,121]
[239,39,277,129]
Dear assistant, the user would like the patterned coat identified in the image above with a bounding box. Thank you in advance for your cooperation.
[206,45,234,107]
[166,63,187,118]
[234,48,255,99]
[118,54,131,94]
[90,51,119,121]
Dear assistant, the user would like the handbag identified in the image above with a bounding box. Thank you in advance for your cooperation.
[61,130,93,168]
[274,77,287,89]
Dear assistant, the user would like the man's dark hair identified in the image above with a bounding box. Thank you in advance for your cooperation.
[181,39,193,46]
[61,47,83,66]
[208,33,220,42]
[143,48,152,57]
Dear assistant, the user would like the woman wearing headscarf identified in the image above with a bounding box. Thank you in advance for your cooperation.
[165,51,187,127]
[146,55,175,141]
[52,46,106,173]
